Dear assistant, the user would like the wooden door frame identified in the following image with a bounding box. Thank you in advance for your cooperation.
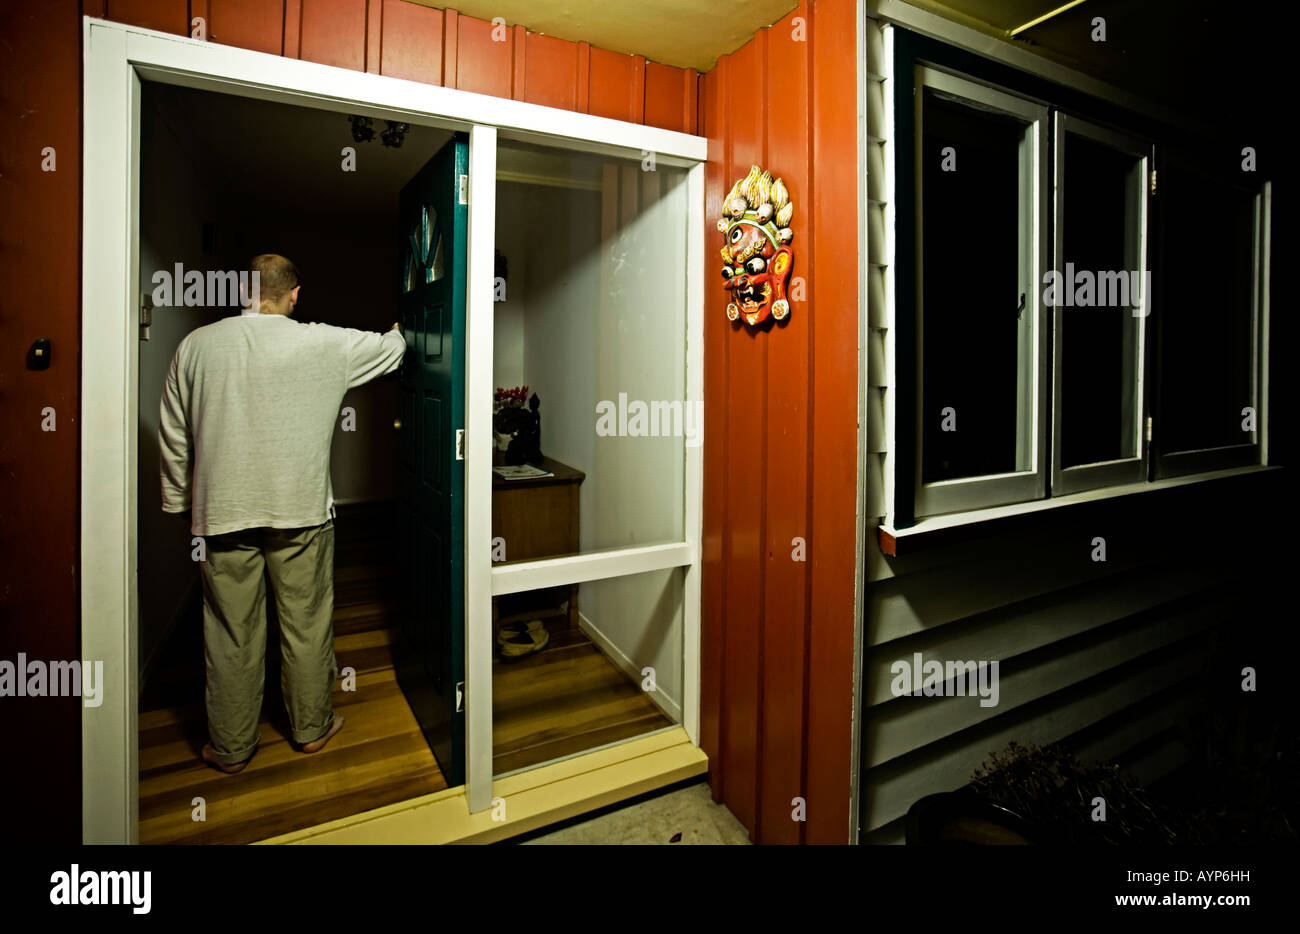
[82,16,706,843]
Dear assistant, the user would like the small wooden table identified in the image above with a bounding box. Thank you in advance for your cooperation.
[491,456,585,629]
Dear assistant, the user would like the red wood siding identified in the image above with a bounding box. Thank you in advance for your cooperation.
[92,2,699,124]
[377,0,442,84]
[210,0,284,54]
[0,0,85,845]
[451,12,512,98]
[700,0,860,845]
[298,0,368,70]
[105,0,188,34]
[523,32,580,112]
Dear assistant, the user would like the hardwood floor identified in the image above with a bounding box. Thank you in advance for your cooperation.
[493,625,673,775]
[137,502,672,844]
[138,544,448,844]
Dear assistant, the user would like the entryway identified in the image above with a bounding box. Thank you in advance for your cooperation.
[99,25,706,843]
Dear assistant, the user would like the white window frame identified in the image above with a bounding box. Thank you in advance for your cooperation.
[1154,171,1268,480]
[82,16,705,843]
[913,65,1049,518]
[1050,113,1151,495]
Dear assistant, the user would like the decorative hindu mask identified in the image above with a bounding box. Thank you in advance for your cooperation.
[718,165,794,326]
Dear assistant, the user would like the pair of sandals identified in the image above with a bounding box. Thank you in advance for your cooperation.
[498,619,549,660]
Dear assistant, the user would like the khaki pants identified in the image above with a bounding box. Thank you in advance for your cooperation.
[199,520,337,764]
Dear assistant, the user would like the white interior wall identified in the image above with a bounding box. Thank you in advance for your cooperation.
[496,164,689,716]
[137,100,219,678]
[493,186,529,387]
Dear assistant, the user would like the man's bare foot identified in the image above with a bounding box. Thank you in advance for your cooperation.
[201,743,250,774]
[301,716,344,754]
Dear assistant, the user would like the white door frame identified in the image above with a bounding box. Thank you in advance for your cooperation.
[82,16,705,843]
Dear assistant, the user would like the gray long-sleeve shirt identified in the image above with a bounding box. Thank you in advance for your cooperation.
[160,313,405,536]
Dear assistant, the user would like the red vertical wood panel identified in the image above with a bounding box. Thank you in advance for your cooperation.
[190,0,211,37]
[718,33,766,837]
[297,0,365,71]
[208,0,283,54]
[700,66,727,811]
[85,0,108,16]
[804,0,858,845]
[701,0,859,845]
[522,32,579,111]
[587,47,644,123]
[283,0,302,57]
[364,0,382,73]
[208,0,282,53]
[441,8,457,88]
[644,61,685,133]
[684,69,698,136]
[575,41,590,113]
[379,0,442,85]
[453,13,511,98]
[105,0,188,33]
[1,0,85,844]
[758,3,812,846]
[510,23,526,98]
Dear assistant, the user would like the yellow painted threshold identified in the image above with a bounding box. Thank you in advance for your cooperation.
[255,727,708,844]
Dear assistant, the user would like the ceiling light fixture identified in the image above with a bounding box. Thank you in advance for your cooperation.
[348,114,375,143]
[380,121,409,148]
[1008,0,1089,38]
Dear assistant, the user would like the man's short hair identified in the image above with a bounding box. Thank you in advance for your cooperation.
[249,253,299,303]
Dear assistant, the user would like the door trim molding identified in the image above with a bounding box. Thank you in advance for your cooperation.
[81,15,706,843]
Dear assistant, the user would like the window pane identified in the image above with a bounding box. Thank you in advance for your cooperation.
[492,566,683,775]
[492,141,688,560]
[1159,161,1256,453]
[921,88,1032,483]
[1058,131,1144,468]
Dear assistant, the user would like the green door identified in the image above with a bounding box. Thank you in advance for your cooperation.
[395,136,467,786]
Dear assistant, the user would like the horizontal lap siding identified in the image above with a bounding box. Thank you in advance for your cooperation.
[701,0,861,845]
[860,474,1279,840]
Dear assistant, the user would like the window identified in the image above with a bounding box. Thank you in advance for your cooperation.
[1153,153,1264,478]
[1051,115,1150,494]
[892,50,1270,528]
[913,67,1048,517]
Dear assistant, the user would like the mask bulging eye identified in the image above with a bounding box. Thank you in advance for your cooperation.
[745,256,766,274]
[729,227,744,245]
[721,266,735,280]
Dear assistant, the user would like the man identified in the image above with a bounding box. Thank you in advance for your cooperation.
[159,253,404,773]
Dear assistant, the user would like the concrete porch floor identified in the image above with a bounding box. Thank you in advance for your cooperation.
[513,778,751,845]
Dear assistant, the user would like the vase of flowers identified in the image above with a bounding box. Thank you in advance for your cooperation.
[493,386,542,466]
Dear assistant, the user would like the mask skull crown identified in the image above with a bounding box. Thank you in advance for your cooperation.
[718,165,794,326]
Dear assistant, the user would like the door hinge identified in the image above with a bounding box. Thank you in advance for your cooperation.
[458,174,468,205]
[140,294,153,341]
[1146,416,1153,443]
[455,681,465,713]
[1150,169,1157,194]
[456,428,465,460]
